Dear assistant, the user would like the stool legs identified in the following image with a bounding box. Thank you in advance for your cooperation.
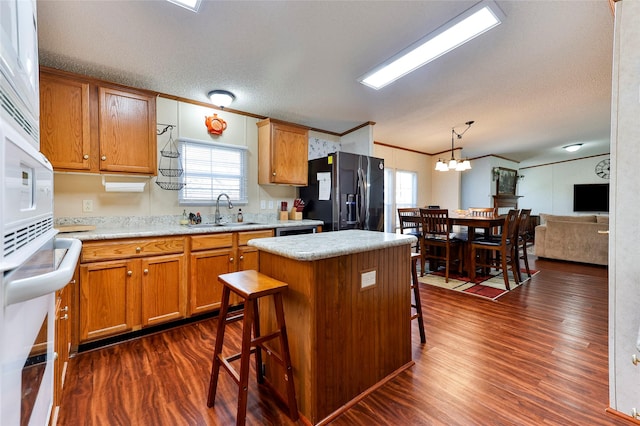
[411,255,426,344]
[273,292,299,421]
[207,285,231,407]
[207,278,299,425]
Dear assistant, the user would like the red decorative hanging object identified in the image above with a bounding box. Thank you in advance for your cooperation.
[205,113,227,135]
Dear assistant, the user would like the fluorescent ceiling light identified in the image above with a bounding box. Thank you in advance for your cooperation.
[166,0,202,12]
[359,0,504,90]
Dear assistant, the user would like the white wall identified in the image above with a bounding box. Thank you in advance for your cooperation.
[341,124,374,156]
[609,0,640,416]
[460,156,519,210]
[518,155,610,215]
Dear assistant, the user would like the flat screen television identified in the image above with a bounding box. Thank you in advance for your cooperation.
[573,183,609,212]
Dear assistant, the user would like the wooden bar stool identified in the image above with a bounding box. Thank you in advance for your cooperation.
[207,270,299,425]
[411,253,426,344]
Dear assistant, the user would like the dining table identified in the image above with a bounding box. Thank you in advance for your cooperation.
[404,210,507,277]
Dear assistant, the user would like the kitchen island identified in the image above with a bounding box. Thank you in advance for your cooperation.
[248,230,416,425]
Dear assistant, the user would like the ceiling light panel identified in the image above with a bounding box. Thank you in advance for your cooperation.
[166,0,202,12]
[359,0,504,90]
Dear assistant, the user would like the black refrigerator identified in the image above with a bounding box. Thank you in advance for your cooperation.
[299,152,384,231]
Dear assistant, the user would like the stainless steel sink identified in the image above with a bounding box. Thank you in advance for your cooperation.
[187,222,261,228]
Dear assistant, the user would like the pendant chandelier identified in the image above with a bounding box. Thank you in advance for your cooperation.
[435,120,474,171]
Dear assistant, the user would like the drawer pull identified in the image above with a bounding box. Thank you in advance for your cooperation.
[229,257,234,263]
[143,269,149,275]
[239,255,244,260]
[127,270,133,276]
[136,247,141,253]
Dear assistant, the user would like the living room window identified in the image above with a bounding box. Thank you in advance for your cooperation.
[384,169,418,232]
[178,139,248,205]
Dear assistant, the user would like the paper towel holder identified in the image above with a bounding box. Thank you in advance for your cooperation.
[102,176,147,193]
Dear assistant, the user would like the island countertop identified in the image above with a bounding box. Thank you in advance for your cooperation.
[248,229,416,261]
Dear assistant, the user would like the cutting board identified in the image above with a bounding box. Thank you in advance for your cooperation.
[56,225,96,233]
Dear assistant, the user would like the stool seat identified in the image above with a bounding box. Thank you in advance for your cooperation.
[218,269,288,300]
[208,270,299,426]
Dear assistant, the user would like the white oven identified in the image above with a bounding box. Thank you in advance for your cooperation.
[2,2,82,424]
[0,115,82,425]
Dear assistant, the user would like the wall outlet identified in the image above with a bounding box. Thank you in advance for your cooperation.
[82,199,93,213]
[361,270,377,289]
[260,200,266,210]
[268,200,274,210]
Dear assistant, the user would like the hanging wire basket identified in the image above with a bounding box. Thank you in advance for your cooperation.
[160,128,180,158]
[155,125,185,190]
[156,180,185,190]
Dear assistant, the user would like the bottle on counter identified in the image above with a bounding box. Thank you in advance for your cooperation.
[180,209,189,225]
[237,209,243,223]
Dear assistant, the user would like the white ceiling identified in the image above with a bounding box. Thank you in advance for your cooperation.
[36,0,614,164]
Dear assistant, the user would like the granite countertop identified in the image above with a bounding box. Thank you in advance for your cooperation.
[54,219,323,241]
[247,229,416,261]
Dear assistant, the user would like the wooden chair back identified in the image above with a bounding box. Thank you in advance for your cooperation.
[397,208,421,234]
[468,207,496,218]
[419,208,451,240]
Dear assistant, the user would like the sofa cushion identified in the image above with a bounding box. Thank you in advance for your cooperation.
[539,213,597,224]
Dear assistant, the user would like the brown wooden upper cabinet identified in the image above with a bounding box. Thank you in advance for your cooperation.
[257,118,308,186]
[40,68,157,175]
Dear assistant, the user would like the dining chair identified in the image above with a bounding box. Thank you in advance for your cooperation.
[468,207,497,239]
[398,208,421,253]
[469,209,520,290]
[419,208,463,282]
[517,209,533,281]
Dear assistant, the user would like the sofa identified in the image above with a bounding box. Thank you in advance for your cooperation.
[534,214,609,265]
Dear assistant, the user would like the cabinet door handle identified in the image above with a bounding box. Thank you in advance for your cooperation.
[229,257,234,263]
[272,171,276,176]
[61,314,69,321]
[83,154,89,160]
[127,270,133,276]
[143,269,149,275]
[239,255,244,260]
[61,306,69,313]
[101,155,107,161]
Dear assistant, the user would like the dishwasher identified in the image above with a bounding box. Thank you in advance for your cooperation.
[274,225,318,236]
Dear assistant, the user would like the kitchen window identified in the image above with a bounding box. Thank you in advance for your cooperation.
[178,139,248,205]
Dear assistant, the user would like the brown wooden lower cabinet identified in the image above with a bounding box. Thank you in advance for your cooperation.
[76,230,272,345]
[51,267,76,425]
[78,237,186,343]
[189,230,272,315]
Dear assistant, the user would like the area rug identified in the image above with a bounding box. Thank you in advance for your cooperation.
[418,267,539,301]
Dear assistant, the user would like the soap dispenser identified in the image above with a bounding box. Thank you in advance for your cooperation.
[237,209,243,223]
[180,209,189,225]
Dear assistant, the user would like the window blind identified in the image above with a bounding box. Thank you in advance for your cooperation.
[178,138,248,205]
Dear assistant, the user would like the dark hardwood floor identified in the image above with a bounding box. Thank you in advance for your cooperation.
[58,256,632,425]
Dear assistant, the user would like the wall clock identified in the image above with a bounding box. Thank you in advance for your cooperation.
[595,159,610,179]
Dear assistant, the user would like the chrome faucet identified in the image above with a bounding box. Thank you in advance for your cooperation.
[214,193,233,224]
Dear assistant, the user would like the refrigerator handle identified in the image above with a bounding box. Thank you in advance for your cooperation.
[357,168,366,228]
